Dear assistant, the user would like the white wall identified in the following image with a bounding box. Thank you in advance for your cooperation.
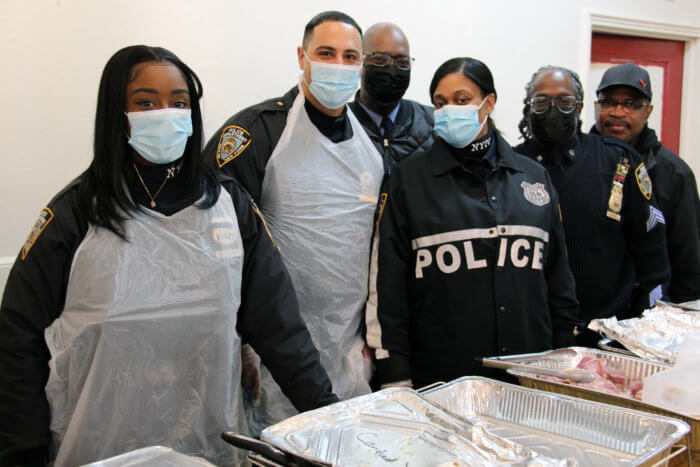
[1,0,699,296]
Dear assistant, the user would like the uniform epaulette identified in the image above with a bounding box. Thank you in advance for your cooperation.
[213,87,297,168]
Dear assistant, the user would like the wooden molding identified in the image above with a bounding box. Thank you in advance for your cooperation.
[590,13,700,41]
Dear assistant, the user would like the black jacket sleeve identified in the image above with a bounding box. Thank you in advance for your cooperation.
[622,158,671,317]
[0,186,87,466]
[541,174,580,348]
[657,151,700,302]
[227,181,338,411]
[366,168,412,386]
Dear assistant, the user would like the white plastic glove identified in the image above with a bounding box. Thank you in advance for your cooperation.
[241,344,262,406]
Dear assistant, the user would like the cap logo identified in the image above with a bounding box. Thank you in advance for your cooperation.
[640,79,647,89]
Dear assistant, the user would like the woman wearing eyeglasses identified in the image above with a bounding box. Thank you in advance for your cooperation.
[515,66,670,347]
[365,57,580,389]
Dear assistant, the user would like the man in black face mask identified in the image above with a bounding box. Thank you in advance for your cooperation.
[350,23,434,173]
[515,66,670,345]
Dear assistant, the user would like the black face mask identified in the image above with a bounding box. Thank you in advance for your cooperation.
[363,64,411,107]
[529,106,578,151]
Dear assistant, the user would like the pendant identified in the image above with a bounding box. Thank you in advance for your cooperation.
[150,200,157,208]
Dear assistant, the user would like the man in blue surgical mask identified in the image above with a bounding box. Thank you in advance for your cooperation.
[204,11,382,435]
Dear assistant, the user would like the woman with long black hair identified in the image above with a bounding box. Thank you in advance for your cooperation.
[365,57,581,389]
[0,45,336,466]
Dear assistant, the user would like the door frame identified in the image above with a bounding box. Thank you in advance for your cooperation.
[579,11,700,168]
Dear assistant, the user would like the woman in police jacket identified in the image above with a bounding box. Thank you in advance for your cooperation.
[365,57,580,389]
[0,45,336,466]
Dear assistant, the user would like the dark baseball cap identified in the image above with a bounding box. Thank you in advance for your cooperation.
[596,63,652,100]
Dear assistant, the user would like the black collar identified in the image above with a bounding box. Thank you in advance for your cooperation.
[431,131,523,177]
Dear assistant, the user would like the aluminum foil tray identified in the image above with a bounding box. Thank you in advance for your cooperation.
[422,376,688,466]
[503,347,699,453]
[588,303,700,364]
[84,446,215,466]
[261,387,574,466]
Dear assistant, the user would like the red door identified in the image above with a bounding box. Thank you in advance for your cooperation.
[591,33,684,154]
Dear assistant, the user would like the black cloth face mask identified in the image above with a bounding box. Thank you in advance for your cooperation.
[529,106,578,151]
[363,64,411,106]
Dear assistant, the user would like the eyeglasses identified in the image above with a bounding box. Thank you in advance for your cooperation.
[529,95,580,114]
[363,52,414,70]
[596,98,649,112]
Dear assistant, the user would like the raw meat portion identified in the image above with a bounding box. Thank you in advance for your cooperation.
[538,355,643,400]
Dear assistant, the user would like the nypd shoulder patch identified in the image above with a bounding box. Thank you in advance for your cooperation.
[635,163,652,200]
[521,181,550,206]
[21,207,54,260]
[216,125,251,168]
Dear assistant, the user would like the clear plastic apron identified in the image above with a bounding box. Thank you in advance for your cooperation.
[44,190,245,466]
[245,85,383,434]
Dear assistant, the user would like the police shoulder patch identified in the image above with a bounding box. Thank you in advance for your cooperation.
[520,181,550,206]
[216,125,251,168]
[635,163,652,200]
[21,207,54,260]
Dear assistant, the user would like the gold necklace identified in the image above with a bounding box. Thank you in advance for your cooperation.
[133,163,170,208]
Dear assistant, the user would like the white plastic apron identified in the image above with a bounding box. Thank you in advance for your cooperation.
[44,190,245,466]
[245,86,383,434]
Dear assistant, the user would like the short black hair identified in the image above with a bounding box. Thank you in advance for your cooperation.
[78,45,220,239]
[429,57,499,132]
[302,11,362,49]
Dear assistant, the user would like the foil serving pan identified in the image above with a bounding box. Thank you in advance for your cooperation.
[422,376,688,466]
[588,304,700,364]
[502,347,699,453]
[260,387,574,466]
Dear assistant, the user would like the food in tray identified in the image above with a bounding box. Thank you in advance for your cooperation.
[539,354,644,400]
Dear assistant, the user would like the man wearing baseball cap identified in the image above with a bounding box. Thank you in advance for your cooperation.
[593,63,700,303]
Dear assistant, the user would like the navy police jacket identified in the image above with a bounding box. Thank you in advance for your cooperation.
[366,131,580,388]
[516,133,670,323]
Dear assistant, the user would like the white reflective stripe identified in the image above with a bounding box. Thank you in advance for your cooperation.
[365,230,383,350]
[504,225,549,242]
[411,224,549,250]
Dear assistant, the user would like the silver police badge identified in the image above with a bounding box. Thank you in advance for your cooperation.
[521,181,550,206]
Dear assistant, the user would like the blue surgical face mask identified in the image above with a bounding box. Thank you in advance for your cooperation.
[433,98,489,148]
[126,108,193,165]
[303,52,360,109]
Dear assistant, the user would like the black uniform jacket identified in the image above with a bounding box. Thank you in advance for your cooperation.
[349,94,434,172]
[515,133,671,323]
[367,132,580,388]
[203,87,300,201]
[592,125,700,302]
[0,173,337,465]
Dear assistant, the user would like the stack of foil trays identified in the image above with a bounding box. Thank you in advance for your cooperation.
[258,378,689,466]
[588,303,700,364]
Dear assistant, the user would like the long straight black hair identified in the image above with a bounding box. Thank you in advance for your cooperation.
[78,45,220,239]
[429,57,499,132]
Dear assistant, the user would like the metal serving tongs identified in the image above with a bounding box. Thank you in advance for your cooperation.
[482,348,595,383]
